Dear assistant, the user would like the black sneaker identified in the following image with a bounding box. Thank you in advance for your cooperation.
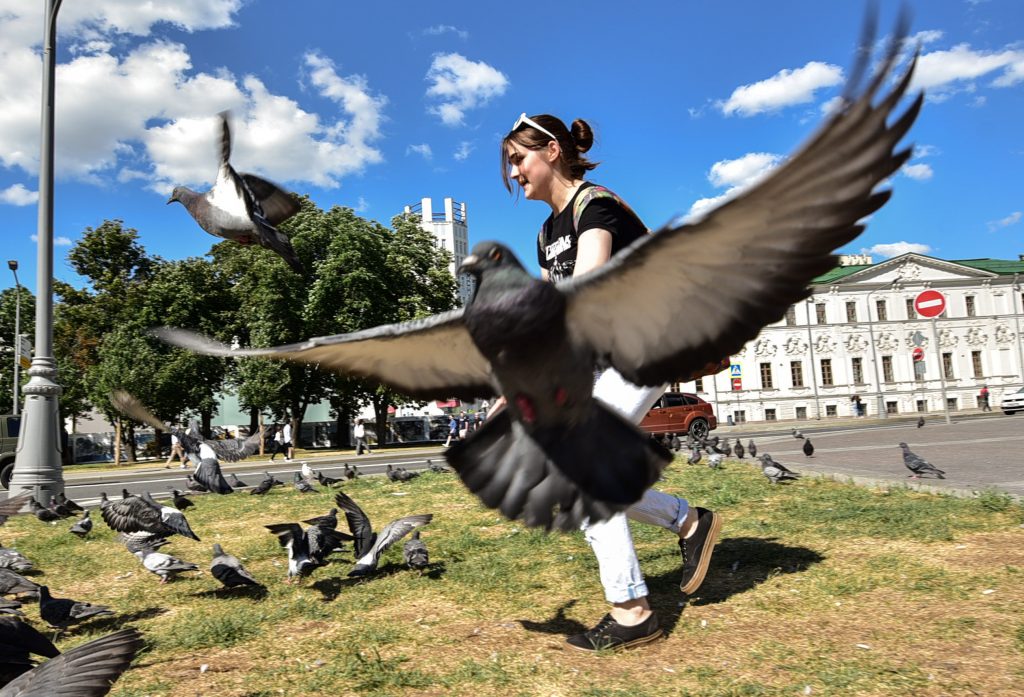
[565,613,662,652]
[678,507,721,594]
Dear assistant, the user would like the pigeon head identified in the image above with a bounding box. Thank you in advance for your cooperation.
[458,242,525,278]
[212,543,224,556]
[898,442,908,448]
[167,186,190,205]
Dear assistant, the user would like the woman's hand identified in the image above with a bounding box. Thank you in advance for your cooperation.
[487,395,507,419]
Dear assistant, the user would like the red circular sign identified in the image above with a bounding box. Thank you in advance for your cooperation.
[914,289,946,318]
[912,347,925,361]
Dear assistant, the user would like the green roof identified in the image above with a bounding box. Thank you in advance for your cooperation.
[813,256,1024,284]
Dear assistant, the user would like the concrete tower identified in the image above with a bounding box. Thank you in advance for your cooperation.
[403,197,475,306]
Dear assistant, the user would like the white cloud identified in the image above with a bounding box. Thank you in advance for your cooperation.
[354,196,369,213]
[407,143,433,159]
[913,144,939,158]
[719,61,843,117]
[30,234,72,246]
[685,152,783,221]
[863,242,932,258]
[909,30,945,46]
[0,5,387,195]
[0,183,38,206]
[912,44,1024,97]
[901,163,933,180]
[988,211,1022,232]
[425,53,508,126]
[421,25,469,40]
[453,141,474,161]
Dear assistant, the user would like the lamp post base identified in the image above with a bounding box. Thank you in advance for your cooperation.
[9,357,64,506]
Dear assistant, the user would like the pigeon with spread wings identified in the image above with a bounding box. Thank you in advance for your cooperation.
[166,112,304,274]
[156,19,922,531]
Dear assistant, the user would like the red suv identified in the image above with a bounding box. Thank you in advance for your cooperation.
[639,392,717,441]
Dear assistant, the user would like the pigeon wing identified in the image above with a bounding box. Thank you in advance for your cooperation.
[204,430,262,462]
[0,493,33,525]
[239,173,300,226]
[99,497,163,535]
[366,514,433,567]
[333,491,374,558]
[206,113,253,225]
[0,628,143,697]
[153,310,494,401]
[193,459,233,494]
[560,32,921,387]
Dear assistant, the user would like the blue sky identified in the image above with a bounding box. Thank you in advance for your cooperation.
[1,0,1022,298]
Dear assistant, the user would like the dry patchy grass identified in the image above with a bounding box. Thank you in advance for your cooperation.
[2,459,1023,696]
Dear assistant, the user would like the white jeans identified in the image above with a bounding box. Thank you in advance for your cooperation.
[583,368,690,604]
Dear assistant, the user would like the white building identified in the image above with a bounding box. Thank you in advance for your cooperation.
[673,253,1024,423]
[403,196,475,306]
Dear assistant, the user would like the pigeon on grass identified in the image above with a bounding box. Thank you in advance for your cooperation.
[249,477,274,496]
[210,544,262,589]
[229,473,249,488]
[316,471,343,488]
[899,442,945,479]
[733,440,745,459]
[0,570,38,599]
[0,545,32,574]
[748,440,758,459]
[117,532,170,555]
[334,491,431,578]
[758,455,801,484]
[166,112,303,274]
[403,531,429,572]
[264,523,317,583]
[133,548,199,584]
[0,627,142,697]
[155,17,921,532]
[0,599,23,617]
[302,508,338,530]
[169,490,194,511]
[292,472,315,494]
[37,586,113,636]
[27,501,60,524]
[68,511,92,539]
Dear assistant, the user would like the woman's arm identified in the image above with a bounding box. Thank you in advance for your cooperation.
[573,228,613,276]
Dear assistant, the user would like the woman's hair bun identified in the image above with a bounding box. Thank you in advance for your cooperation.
[570,119,594,153]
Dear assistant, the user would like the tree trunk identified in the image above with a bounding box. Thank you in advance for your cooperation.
[113,417,122,466]
[201,410,212,439]
[125,423,137,462]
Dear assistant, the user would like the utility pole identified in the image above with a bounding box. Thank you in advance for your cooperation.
[7,261,20,416]
[10,0,65,504]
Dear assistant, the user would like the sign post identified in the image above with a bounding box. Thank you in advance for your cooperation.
[915,290,952,425]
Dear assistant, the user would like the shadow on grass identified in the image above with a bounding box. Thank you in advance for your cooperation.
[78,606,168,634]
[189,585,269,600]
[311,561,448,600]
[516,599,588,637]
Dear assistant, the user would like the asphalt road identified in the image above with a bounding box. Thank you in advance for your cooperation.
[6,414,1024,506]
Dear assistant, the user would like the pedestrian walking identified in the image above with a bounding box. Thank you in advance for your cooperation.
[979,385,991,412]
[354,418,372,455]
[444,414,459,447]
[164,431,187,469]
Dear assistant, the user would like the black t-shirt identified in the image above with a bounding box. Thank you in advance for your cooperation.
[536,182,647,282]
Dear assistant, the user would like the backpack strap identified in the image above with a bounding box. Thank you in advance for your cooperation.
[572,185,648,234]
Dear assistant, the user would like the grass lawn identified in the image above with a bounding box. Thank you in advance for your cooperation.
[3,457,1023,696]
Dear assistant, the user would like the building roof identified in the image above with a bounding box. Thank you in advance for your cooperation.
[813,256,1024,284]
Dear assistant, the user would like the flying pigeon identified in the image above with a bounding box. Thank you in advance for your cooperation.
[403,531,429,572]
[293,472,315,493]
[229,473,249,488]
[758,455,801,484]
[264,523,317,582]
[68,511,92,539]
[133,548,200,583]
[117,531,170,555]
[154,21,922,531]
[733,440,745,459]
[0,493,33,527]
[0,615,59,682]
[917,416,925,428]
[169,489,194,511]
[803,439,815,457]
[748,440,757,459]
[0,627,142,696]
[166,112,304,273]
[305,525,352,567]
[37,586,113,635]
[210,544,262,589]
[334,490,432,577]
[898,442,945,479]
[99,490,200,541]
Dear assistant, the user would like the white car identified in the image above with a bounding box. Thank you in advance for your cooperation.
[1001,387,1024,415]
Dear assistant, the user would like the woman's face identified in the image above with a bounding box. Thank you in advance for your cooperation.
[505,140,555,201]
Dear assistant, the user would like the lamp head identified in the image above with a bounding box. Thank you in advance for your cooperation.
[6,260,16,271]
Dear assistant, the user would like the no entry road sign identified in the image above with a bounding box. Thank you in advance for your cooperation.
[912,346,925,361]
[914,290,946,319]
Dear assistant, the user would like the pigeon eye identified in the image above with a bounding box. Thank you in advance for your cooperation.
[489,249,502,261]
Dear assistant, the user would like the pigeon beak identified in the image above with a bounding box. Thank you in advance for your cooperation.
[166,196,175,205]
[458,254,480,274]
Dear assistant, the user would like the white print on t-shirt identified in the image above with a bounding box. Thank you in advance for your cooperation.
[545,235,573,260]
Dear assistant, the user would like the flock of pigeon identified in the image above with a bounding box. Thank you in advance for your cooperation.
[663,422,949,484]
[0,403,439,695]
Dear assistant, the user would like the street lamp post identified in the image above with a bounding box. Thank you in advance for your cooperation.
[8,261,21,417]
[805,298,821,419]
[10,0,65,504]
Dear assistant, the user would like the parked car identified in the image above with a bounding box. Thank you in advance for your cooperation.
[0,415,20,489]
[639,392,717,440]
[1001,387,1024,415]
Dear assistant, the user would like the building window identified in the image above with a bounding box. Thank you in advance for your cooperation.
[851,356,864,384]
[784,306,796,326]
[765,408,777,421]
[795,406,807,420]
[947,397,958,412]
[942,352,954,380]
[881,355,894,383]
[886,401,898,414]
[694,377,703,392]
[670,382,682,392]
[733,410,746,423]
[820,358,833,386]
[825,404,837,417]
[906,298,916,319]
[876,299,887,321]
[759,362,773,389]
[790,361,804,388]
[965,295,976,317]
[971,351,983,378]
[815,303,827,324]
[917,399,926,412]
[846,301,857,323]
